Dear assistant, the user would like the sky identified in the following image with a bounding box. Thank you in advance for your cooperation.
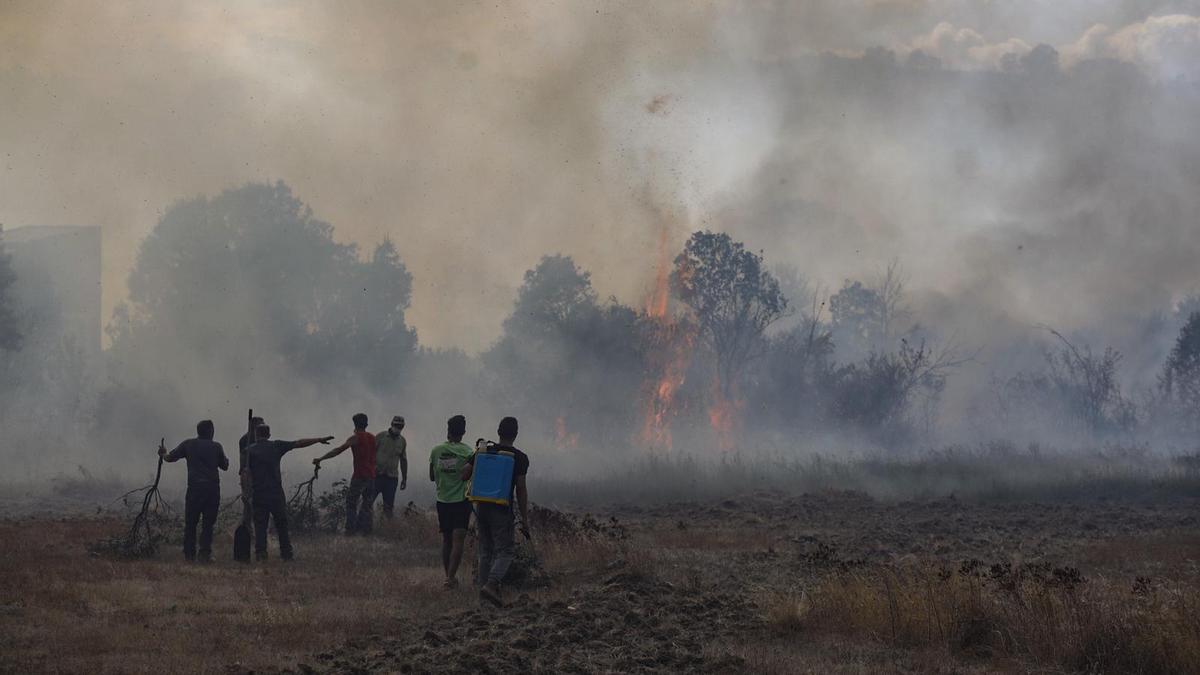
[3,0,1200,353]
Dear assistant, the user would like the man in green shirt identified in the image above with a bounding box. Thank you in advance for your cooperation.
[429,414,473,589]
[374,415,408,518]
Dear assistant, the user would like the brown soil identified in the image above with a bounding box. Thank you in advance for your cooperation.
[2,489,1198,674]
[294,572,754,674]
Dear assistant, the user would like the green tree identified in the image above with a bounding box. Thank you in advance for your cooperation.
[106,182,416,410]
[670,231,786,400]
[484,255,645,449]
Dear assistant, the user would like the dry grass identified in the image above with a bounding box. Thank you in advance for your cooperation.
[0,516,472,673]
[0,511,661,674]
[771,561,1200,674]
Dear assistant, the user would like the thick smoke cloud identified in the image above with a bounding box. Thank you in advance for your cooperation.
[3,1,1199,355]
[4,1,1200,455]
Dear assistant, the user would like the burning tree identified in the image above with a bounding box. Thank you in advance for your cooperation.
[670,231,786,449]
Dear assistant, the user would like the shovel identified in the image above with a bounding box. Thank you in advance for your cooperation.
[233,408,254,563]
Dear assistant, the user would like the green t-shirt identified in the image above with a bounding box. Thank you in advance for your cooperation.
[429,441,473,503]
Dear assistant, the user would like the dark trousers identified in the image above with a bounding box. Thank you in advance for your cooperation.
[345,477,376,533]
[375,475,399,517]
[475,503,515,586]
[183,485,219,561]
[252,492,292,560]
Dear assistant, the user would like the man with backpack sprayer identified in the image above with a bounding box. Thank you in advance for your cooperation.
[158,419,230,562]
[429,414,473,589]
[313,413,378,534]
[461,416,530,606]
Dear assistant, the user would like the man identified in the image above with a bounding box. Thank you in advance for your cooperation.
[429,414,473,589]
[246,424,332,561]
[314,413,378,534]
[159,420,230,562]
[374,415,408,518]
[462,416,530,606]
[238,415,264,472]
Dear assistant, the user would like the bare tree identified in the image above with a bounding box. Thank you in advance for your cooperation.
[1041,327,1136,435]
[874,259,912,347]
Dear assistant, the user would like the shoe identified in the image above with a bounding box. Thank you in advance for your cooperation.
[443,577,459,590]
[479,582,503,607]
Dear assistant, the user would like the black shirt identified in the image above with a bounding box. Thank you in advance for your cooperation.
[238,432,253,472]
[166,438,230,489]
[466,444,529,501]
[245,439,298,498]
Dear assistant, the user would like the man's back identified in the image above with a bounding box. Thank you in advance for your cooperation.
[491,444,529,501]
[430,441,472,502]
[350,430,377,479]
[167,438,229,488]
[246,440,296,497]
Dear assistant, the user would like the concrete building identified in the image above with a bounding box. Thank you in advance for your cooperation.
[3,225,102,357]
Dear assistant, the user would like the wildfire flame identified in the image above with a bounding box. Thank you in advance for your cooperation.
[555,415,579,450]
[637,207,743,452]
[639,225,693,450]
[707,383,742,453]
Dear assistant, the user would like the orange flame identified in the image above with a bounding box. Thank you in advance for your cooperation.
[639,224,694,450]
[707,383,743,452]
[555,415,579,451]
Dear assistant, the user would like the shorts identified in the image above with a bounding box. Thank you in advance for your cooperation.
[436,500,472,533]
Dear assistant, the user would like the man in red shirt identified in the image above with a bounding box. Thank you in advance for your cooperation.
[314,412,378,534]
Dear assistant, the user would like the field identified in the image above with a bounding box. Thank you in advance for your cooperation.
[2,450,1200,674]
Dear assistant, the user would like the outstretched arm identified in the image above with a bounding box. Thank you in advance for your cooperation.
[313,435,353,465]
[294,436,335,451]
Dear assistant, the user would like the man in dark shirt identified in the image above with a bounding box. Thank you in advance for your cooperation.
[462,416,530,606]
[245,424,332,561]
[159,419,230,562]
[238,415,265,472]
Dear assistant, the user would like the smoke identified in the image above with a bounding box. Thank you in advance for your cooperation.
[4,1,1200,477]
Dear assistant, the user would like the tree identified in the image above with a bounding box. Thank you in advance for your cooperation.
[1160,311,1200,431]
[106,181,417,416]
[0,225,19,351]
[829,261,912,360]
[829,280,882,359]
[484,255,646,449]
[670,231,786,401]
[828,338,959,442]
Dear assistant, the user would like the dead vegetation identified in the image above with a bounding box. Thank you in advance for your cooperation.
[2,472,1199,674]
[769,561,1200,674]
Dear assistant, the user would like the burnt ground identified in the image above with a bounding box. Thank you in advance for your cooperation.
[2,488,1199,674]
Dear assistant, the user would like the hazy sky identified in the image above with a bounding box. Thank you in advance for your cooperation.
[3,1,1199,352]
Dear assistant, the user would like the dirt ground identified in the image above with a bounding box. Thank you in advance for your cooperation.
[1,489,1198,674]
